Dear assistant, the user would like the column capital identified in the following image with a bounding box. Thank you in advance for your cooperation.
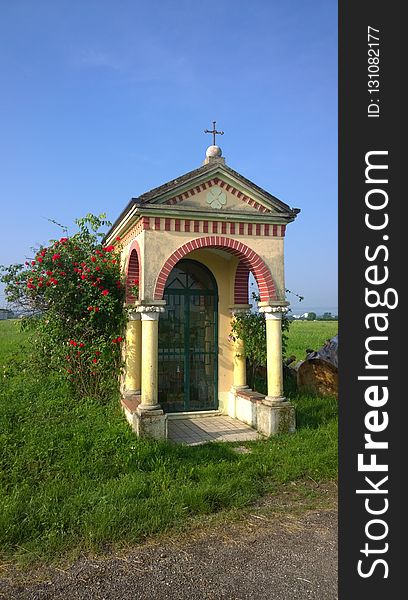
[229,304,252,316]
[127,309,141,321]
[136,300,166,320]
[258,301,289,318]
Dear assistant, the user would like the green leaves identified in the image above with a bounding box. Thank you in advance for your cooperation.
[231,311,291,391]
[0,214,126,401]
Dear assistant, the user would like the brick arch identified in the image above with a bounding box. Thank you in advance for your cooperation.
[234,261,250,304]
[125,240,141,303]
[154,236,276,301]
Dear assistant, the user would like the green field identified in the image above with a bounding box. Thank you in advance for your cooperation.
[0,319,337,564]
[285,320,338,363]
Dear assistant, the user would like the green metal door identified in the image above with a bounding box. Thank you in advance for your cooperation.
[158,260,218,412]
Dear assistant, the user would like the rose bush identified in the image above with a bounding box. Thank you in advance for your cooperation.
[1,214,127,400]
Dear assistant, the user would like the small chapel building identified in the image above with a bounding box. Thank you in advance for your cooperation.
[104,134,300,440]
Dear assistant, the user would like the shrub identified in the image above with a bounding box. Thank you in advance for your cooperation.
[1,214,126,400]
[230,303,290,391]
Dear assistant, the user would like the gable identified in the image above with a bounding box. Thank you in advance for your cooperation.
[163,177,272,214]
[104,161,299,243]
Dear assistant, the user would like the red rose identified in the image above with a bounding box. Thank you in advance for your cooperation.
[87,306,93,311]
[92,358,98,364]
[79,343,84,348]
[116,236,121,241]
[91,256,97,262]
[101,289,109,296]
[117,336,123,342]
[94,307,100,312]
[31,261,35,266]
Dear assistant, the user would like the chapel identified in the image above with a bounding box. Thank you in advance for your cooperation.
[104,127,300,439]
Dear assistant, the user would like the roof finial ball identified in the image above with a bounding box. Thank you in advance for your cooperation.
[203,121,226,165]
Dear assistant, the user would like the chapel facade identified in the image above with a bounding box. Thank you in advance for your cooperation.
[104,140,300,439]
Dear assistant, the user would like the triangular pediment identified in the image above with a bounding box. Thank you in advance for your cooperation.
[136,163,294,217]
[105,161,300,242]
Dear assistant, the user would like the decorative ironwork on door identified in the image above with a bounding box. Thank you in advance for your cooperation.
[158,260,218,412]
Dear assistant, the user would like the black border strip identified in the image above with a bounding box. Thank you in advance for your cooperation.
[339,1,405,597]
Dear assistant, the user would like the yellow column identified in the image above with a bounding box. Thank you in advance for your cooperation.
[140,310,162,409]
[264,311,284,400]
[230,305,251,390]
[233,335,247,388]
[125,313,141,394]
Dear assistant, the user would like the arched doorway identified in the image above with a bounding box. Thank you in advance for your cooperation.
[158,259,218,413]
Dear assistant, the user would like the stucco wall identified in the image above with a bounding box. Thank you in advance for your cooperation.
[138,229,285,302]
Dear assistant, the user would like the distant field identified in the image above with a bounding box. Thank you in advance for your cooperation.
[285,320,338,362]
[0,319,28,361]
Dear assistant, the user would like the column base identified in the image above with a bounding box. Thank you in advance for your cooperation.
[134,407,167,439]
[257,398,296,436]
[231,384,250,392]
[263,395,287,405]
[124,388,141,397]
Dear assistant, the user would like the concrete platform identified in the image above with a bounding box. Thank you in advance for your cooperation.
[167,415,262,445]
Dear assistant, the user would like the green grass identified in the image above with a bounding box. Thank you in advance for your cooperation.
[0,320,337,564]
[285,320,338,363]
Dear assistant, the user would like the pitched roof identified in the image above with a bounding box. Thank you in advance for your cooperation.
[106,160,300,238]
[139,161,295,210]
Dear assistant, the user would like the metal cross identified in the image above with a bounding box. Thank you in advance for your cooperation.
[204,121,224,145]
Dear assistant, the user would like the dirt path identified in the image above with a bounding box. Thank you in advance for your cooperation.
[0,484,338,600]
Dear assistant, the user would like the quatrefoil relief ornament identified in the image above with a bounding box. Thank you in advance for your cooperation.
[206,185,227,209]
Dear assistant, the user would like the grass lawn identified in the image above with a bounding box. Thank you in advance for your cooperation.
[0,319,337,565]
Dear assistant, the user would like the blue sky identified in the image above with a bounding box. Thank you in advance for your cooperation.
[0,0,337,313]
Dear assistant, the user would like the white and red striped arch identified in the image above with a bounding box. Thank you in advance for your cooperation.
[153,236,276,302]
[125,240,142,303]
